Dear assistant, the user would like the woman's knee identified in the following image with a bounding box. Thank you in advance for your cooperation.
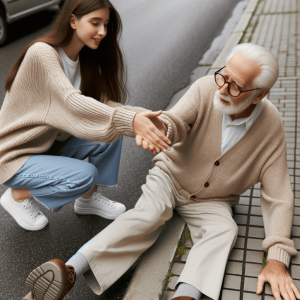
[80,163,98,189]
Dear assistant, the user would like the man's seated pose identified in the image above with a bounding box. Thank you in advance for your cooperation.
[23,43,300,300]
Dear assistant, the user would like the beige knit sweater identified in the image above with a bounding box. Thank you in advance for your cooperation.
[0,42,146,184]
[155,76,297,266]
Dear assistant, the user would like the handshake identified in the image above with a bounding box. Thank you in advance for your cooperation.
[132,110,170,155]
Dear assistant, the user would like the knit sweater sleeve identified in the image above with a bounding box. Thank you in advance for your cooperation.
[105,100,147,113]
[158,78,203,144]
[31,43,138,142]
[260,147,297,267]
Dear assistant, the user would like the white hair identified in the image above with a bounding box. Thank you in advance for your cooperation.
[226,43,279,89]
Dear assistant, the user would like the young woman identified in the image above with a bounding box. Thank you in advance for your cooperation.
[0,0,170,232]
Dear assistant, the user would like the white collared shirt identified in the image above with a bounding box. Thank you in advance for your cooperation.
[221,98,265,155]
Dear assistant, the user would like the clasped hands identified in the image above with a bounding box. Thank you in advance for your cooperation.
[133,110,169,155]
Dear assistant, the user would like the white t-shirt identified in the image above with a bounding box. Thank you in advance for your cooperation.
[57,48,81,90]
[55,48,82,141]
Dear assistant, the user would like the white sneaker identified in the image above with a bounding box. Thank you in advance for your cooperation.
[74,187,126,220]
[0,188,48,231]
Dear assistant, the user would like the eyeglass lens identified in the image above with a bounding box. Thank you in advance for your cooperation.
[215,73,240,97]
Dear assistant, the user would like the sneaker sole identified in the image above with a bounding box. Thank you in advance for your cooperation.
[26,261,65,300]
[0,191,48,231]
[74,205,126,220]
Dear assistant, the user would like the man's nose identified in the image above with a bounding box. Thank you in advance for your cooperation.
[219,83,229,95]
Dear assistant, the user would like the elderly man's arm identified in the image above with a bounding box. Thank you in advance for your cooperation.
[257,147,299,300]
[135,77,204,153]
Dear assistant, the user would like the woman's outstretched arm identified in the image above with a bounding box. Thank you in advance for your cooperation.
[25,43,170,151]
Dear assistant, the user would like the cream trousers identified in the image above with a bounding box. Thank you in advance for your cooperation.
[81,166,238,300]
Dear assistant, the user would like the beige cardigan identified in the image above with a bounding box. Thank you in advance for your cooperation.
[0,42,146,184]
[155,76,297,266]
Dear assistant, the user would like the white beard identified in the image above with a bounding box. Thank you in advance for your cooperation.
[213,90,256,115]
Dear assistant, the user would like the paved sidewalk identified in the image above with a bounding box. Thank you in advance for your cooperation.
[160,0,300,299]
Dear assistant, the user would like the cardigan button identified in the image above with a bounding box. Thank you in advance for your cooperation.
[191,195,196,199]
[214,161,220,166]
[204,182,209,187]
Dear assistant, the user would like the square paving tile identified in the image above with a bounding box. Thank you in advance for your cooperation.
[239,197,250,205]
[248,227,265,238]
[223,274,241,290]
[294,216,300,226]
[229,249,244,261]
[245,263,263,277]
[234,205,249,214]
[225,261,243,275]
[292,253,300,264]
[294,238,300,250]
[292,226,300,237]
[252,198,261,206]
[247,238,263,251]
[291,264,300,279]
[251,207,262,216]
[234,237,245,249]
[246,250,264,264]
[244,276,258,292]
[242,292,262,300]
[250,216,264,227]
[252,190,261,197]
[221,289,240,300]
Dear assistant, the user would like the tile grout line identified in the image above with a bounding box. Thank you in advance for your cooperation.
[239,186,254,300]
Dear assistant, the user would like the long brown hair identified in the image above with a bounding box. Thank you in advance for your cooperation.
[5,0,128,104]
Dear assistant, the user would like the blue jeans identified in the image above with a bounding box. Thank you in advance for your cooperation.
[3,136,123,212]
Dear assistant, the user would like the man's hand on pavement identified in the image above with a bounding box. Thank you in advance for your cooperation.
[257,259,300,300]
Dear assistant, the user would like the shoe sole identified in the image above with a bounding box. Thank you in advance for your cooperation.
[74,205,126,220]
[0,190,48,231]
[26,261,65,300]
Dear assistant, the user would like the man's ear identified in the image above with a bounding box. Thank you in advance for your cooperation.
[70,14,76,30]
[252,88,270,104]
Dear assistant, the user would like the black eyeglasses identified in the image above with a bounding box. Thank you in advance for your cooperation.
[214,66,261,97]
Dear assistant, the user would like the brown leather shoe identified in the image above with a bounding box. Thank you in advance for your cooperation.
[25,259,76,300]
[172,297,196,300]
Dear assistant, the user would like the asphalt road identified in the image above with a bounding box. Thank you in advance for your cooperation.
[0,0,247,299]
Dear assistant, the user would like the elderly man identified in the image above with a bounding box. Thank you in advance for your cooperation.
[24,43,299,300]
